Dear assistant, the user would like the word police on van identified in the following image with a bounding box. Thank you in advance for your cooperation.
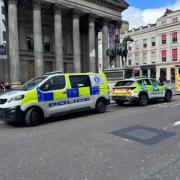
[0,72,110,126]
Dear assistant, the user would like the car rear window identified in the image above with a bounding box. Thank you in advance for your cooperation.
[115,80,135,87]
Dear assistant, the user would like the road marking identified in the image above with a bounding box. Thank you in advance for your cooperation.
[163,121,180,130]
[172,121,180,127]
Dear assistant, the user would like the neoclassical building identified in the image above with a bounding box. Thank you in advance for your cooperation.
[121,9,180,83]
[0,0,128,85]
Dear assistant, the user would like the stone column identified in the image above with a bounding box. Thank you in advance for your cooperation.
[156,68,160,81]
[148,69,151,78]
[166,67,171,83]
[54,5,64,72]
[33,1,44,77]
[73,10,81,73]
[8,0,20,85]
[88,15,96,72]
[95,30,99,73]
[102,19,109,71]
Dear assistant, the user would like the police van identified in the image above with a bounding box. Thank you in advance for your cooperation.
[0,72,110,126]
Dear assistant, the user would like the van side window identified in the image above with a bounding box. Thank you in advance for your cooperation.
[40,76,65,91]
[69,75,91,88]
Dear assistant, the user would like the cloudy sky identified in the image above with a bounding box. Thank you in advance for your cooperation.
[123,0,180,29]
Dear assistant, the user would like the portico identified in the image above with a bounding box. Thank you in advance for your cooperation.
[5,0,128,84]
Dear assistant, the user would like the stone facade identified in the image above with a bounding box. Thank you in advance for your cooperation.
[121,9,180,83]
[0,0,128,84]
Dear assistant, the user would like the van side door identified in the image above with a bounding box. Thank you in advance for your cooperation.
[68,75,92,110]
[38,75,68,116]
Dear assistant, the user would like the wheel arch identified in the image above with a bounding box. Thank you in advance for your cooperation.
[138,91,149,99]
[25,106,44,119]
[96,96,108,105]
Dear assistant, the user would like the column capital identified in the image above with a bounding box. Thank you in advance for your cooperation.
[73,9,82,18]
[33,0,42,10]
[54,4,66,14]
[8,0,17,5]
[103,17,111,25]
[88,14,96,22]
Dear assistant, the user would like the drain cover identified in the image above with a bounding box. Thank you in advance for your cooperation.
[111,125,175,146]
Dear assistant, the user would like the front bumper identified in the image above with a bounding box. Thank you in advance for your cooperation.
[0,106,24,123]
[112,96,139,102]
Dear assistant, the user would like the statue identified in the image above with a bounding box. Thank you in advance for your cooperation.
[106,35,134,68]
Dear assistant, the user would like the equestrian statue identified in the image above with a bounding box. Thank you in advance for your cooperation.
[106,35,134,68]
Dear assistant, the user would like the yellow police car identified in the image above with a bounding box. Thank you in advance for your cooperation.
[0,72,110,126]
[112,77,172,106]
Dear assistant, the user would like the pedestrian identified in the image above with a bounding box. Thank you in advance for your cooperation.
[159,76,164,84]
[0,81,5,91]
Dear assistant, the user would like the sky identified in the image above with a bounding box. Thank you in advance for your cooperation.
[122,0,180,29]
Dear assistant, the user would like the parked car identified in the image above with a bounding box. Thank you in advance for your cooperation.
[112,77,172,106]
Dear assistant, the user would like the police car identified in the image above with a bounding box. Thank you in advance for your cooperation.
[112,77,172,106]
[0,72,110,126]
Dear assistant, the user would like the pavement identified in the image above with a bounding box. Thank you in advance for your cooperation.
[0,96,180,179]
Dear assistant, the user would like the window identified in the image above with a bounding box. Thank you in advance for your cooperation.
[143,53,147,64]
[1,6,5,15]
[172,48,178,61]
[143,39,147,48]
[172,32,177,43]
[115,80,135,87]
[128,59,131,66]
[135,54,139,65]
[172,17,178,23]
[137,79,151,85]
[41,76,66,91]
[151,37,156,46]
[69,75,91,88]
[151,79,159,86]
[161,50,167,62]
[128,46,131,51]
[161,34,166,44]
[161,20,166,25]
[26,33,34,51]
[135,40,139,49]
[143,79,151,85]
[151,52,156,64]
[44,35,51,52]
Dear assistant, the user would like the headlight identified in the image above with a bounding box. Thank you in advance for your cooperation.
[7,95,24,103]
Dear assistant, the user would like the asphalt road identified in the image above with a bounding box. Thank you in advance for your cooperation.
[1,97,180,180]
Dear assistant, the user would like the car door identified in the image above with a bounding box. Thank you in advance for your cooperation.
[38,75,69,116]
[68,75,92,110]
[150,79,165,98]
[142,79,153,98]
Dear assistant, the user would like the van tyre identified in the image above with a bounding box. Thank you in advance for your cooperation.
[95,99,107,113]
[139,94,148,106]
[25,108,42,126]
[164,91,172,102]
[116,101,124,106]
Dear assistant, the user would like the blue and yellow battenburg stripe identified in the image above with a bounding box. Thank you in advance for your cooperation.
[36,86,101,103]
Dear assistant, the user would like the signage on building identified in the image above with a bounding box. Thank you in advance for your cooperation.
[0,0,7,59]
[108,23,119,48]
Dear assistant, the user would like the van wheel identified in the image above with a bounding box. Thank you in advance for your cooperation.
[139,94,148,106]
[164,91,172,102]
[25,108,42,126]
[95,99,107,113]
[116,101,124,106]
